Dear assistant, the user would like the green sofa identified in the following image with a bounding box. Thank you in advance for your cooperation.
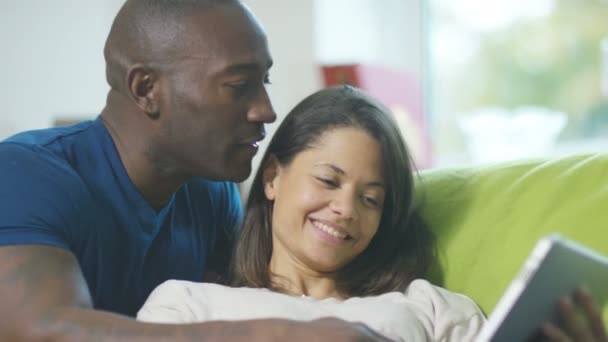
[418,152,608,325]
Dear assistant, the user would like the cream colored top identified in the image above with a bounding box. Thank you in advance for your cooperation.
[137,279,485,342]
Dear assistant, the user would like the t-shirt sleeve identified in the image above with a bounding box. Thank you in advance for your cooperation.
[404,279,487,342]
[0,143,84,249]
[206,182,243,278]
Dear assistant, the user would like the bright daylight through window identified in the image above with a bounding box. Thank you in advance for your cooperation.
[430,0,608,166]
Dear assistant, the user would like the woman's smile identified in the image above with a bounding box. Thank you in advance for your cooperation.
[309,218,352,244]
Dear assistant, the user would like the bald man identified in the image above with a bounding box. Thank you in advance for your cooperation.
[0,0,389,341]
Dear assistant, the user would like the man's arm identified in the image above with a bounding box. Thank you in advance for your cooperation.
[0,245,254,342]
[0,245,390,342]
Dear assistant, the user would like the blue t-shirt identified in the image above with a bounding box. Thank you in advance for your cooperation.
[0,117,243,316]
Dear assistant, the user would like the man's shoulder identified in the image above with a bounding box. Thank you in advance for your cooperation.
[0,141,75,176]
[3,120,95,149]
[1,121,97,167]
[0,139,91,201]
[0,120,102,183]
[0,129,101,250]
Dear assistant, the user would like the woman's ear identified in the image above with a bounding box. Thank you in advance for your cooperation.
[262,156,280,201]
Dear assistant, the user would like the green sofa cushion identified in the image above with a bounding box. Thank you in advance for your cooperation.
[418,153,608,324]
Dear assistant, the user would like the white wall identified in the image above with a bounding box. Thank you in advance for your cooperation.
[243,0,321,119]
[314,0,425,74]
[0,1,124,139]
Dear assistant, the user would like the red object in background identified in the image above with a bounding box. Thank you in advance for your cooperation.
[321,64,432,169]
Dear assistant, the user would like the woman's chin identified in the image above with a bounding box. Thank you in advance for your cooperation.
[303,253,351,274]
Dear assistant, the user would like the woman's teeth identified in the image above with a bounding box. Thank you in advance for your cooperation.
[313,221,348,240]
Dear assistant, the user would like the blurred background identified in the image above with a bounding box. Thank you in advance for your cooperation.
[2,0,607,185]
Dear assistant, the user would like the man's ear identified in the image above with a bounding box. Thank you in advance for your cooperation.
[263,156,281,201]
[126,63,160,118]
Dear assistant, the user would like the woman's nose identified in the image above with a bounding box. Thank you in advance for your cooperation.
[329,190,358,221]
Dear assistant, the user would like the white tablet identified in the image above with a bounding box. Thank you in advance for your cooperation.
[475,234,608,342]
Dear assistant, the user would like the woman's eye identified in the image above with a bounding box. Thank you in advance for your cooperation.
[362,196,380,208]
[316,177,337,187]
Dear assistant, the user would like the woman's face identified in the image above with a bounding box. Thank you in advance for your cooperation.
[264,127,385,273]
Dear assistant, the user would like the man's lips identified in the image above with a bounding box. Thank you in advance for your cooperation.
[237,142,260,157]
[240,134,265,146]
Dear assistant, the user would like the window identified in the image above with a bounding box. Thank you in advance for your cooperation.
[430,0,608,165]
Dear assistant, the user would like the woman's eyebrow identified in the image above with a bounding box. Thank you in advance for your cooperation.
[313,162,345,174]
[366,181,385,189]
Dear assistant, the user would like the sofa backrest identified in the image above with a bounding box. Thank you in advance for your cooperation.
[418,153,608,322]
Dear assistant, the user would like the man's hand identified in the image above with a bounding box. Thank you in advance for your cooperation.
[541,288,608,342]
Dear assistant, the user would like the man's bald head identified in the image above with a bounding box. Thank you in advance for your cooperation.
[104,0,243,92]
[101,0,274,183]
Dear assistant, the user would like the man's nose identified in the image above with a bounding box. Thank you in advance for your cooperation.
[248,86,277,124]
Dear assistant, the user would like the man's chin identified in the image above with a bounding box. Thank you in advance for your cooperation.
[195,160,253,182]
[224,163,252,183]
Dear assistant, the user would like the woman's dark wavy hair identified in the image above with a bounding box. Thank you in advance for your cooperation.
[230,85,436,297]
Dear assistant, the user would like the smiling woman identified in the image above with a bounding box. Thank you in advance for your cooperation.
[264,127,385,283]
[232,85,435,300]
[137,86,486,341]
